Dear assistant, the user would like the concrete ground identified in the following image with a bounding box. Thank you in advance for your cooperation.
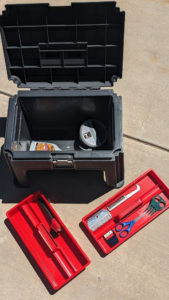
[0,0,169,299]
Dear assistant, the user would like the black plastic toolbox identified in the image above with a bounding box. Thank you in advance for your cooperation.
[0,2,125,188]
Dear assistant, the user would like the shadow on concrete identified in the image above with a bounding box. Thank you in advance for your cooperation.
[0,116,112,203]
[0,154,111,203]
[4,218,57,294]
[0,117,6,138]
[5,218,88,293]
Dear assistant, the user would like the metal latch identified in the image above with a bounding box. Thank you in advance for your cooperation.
[52,159,73,167]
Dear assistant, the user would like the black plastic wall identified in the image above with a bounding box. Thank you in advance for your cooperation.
[19,95,112,144]
[4,89,124,188]
[0,2,125,88]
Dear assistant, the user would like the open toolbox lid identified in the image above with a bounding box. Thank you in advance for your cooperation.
[0,2,125,89]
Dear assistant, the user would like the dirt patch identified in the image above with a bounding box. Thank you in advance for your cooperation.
[157,67,169,74]
[151,55,158,63]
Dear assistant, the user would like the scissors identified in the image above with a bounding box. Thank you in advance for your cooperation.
[115,214,145,238]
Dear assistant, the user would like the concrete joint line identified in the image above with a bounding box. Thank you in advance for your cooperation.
[0,90,13,97]
[124,134,169,153]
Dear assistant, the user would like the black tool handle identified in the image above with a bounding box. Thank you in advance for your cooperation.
[38,198,54,221]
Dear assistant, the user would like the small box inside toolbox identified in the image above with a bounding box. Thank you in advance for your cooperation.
[6,191,90,290]
[82,170,169,255]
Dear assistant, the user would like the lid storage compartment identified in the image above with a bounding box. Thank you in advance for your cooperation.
[0,2,125,88]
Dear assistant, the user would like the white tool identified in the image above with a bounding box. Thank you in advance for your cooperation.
[107,184,140,211]
[87,184,140,232]
[87,209,112,232]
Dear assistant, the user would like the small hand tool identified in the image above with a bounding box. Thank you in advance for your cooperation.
[38,198,63,238]
[87,209,112,232]
[87,185,140,231]
[144,195,166,216]
[107,184,140,212]
[103,230,119,246]
[115,213,145,238]
[116,195,166,238]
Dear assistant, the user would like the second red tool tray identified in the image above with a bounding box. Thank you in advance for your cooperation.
[82,169,169,255]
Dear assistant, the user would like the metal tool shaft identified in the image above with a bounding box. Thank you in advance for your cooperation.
[107,184,140,212]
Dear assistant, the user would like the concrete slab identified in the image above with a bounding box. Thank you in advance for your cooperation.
[0,0,169,149]
[0,137,169,300]
[114,0,169,149]
[0,1,169,299]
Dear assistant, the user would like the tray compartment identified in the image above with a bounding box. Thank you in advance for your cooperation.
[82,170,169,254]
[16,5,47,26]
[76,3,106,25]
[22,48,40,67]
[7,48,23,67]
[4,28,20,47]
[6,191,90,290]
[20,28,48,46]
[10,68,26,83]
[47,6,75,25]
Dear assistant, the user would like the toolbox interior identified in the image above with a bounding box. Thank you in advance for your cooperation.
[13,95,113,151]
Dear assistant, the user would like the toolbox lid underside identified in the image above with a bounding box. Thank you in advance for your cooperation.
[0,2,125,88]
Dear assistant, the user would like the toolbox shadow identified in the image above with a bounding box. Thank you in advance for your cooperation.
[0,117,6,138]
[0,145,112,204]
[4,218,57,295]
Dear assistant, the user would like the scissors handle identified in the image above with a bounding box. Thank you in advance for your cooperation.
[115,220,135,238]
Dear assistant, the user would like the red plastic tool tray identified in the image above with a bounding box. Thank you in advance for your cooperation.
[6,191,90,290]
[82,169,169,255]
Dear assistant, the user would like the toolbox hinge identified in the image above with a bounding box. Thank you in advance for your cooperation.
[30,87,56,91]
[30,85,102,90]
[30,86,101,91]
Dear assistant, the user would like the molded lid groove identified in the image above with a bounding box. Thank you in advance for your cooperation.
[0,2,125,88]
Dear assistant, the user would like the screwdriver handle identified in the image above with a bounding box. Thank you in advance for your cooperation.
[107,195,126,211]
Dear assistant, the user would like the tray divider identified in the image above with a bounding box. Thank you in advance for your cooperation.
[75,5,79,84]
[104,3,108,83]
[45,6,52,85]
[14,7,27,84]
